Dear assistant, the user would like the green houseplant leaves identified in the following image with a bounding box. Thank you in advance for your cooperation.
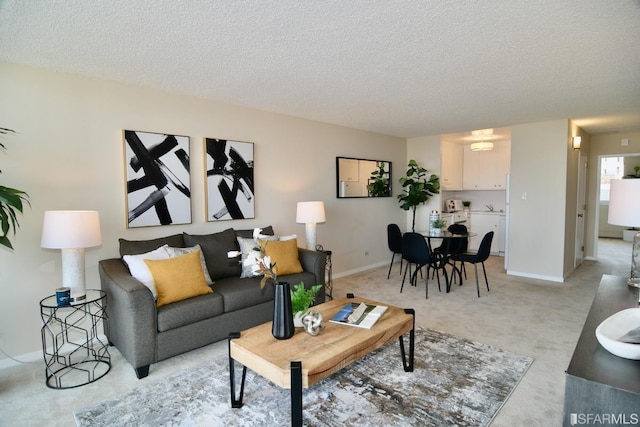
[0,128,30,250]
[397,159,440,232]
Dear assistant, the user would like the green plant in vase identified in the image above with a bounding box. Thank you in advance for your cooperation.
[397,159,440,232]
[291,282,322,314]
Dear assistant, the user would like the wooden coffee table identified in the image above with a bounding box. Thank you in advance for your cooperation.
[228,295,415,426]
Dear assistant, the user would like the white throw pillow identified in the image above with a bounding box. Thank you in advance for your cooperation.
[122,245,170,298]
[236,236,262,278]
[165,244,214,285]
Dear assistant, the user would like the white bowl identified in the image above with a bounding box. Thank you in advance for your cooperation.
[595,307,640,360]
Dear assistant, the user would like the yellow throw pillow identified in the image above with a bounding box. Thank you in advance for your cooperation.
[259,238,303,276]
[144,250,212,307]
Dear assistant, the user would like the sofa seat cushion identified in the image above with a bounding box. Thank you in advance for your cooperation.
[157,292,224,332]
[213,277,275,313]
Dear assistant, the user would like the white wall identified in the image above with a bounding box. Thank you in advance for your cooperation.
[0,62,406,358]
[507,120,569,282]
[405,135,443,232]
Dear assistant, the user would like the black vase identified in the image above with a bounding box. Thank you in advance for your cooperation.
[272,281,295,340]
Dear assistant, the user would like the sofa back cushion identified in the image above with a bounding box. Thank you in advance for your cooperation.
[183,228,241,280]
[235,226,274,239]
[119,234,185,256]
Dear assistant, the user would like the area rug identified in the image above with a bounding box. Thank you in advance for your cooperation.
[74,328,533,427]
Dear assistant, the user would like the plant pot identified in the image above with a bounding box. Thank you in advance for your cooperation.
[272,282,295,340]
[294,310,308,328]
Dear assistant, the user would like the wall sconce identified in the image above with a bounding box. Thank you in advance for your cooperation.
[296,201,326,251]
[41,210,102,301]
[572,136,582,150]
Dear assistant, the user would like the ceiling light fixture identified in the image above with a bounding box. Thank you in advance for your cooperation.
[470,141,494,151]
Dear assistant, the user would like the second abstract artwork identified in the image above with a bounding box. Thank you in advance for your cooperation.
[205,138,254,221]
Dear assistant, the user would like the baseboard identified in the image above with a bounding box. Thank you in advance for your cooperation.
[333,260,389,280]
[506,270,565,283]
[0,348,42,370]
[0,334,109,371]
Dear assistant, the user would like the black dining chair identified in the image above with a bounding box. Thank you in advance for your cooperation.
[400,232,435,298]
[451,231,494,297]
[387,224,403,279]
[446,223,468,281]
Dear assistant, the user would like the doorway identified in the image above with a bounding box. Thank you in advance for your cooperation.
[593,154,639,260]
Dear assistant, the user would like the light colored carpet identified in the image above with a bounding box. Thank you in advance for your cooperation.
[0,238,632,426]
[74,328,532,427]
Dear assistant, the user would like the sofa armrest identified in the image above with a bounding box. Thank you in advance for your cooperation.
[99,258,158,371]
[298,248,327,304]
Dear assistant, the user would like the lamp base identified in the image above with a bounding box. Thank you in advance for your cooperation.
[61,248,87,303]
[630,232,640,289]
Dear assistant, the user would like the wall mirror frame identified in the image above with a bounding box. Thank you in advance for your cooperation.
[336,156,392,198]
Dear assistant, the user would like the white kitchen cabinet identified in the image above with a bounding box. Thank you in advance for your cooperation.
[468,212,505,255]
[338,158,359,181]
[440,141,463,190]
[463,140,511,190]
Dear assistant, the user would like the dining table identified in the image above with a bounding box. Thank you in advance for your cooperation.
[417,230,477,293]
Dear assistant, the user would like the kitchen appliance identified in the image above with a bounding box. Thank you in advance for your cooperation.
[445,199,464,212]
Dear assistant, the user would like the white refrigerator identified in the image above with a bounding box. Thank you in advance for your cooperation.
[504,174,510,270]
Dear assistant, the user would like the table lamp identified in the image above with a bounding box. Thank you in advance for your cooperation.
[296,201,326,250]
[41,210,102,301]
[608,179,640,287]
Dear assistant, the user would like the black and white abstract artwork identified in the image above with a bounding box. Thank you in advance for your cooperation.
[205,138,254,221]
[123,130,191,228]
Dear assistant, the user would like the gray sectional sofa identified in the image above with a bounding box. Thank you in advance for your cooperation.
[99,227,327,378]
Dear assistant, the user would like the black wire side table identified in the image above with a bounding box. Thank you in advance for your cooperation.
[316,245,333,300]
[39,289,111,389]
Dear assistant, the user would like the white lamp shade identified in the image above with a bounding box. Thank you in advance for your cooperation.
[296,201,326,224]
[608,179,640,227]
[41,210,102,249]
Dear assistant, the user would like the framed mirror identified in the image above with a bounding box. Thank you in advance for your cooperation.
[336,157,392,198]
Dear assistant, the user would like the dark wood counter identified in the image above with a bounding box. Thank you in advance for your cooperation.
[563,275,640,425]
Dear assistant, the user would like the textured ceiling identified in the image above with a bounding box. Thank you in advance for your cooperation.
[1,0,639,139]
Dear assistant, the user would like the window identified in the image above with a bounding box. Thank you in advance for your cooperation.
[600,156,624,202]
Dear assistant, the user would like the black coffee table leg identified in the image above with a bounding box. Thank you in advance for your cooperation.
[291,361,303,427]
[399,308,415,372]
[228,332,247,408]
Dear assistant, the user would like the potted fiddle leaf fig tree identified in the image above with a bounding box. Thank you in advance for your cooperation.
[0,128,30,250]
[397,159,440,232]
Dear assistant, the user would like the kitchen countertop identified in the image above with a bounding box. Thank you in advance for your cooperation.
[468,210,505,214]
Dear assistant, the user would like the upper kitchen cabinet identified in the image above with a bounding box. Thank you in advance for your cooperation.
[463,140,511,190]
[440,140,463,190]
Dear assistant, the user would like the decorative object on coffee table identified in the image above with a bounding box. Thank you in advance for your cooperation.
[272,281,295,339]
